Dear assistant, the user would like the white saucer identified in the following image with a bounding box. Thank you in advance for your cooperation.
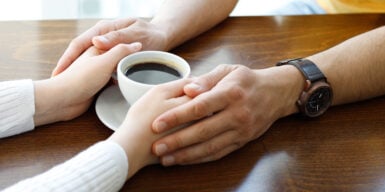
[95,85,130,131]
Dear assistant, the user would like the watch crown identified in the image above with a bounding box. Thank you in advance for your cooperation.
[304,80,312,91]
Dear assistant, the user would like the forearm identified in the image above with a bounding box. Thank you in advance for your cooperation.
[0,80,35,138]
[4,141,127,192]
[33,79,62,126]
[308,26,385,105]
[109,119,161,179]
[151,0,238,50]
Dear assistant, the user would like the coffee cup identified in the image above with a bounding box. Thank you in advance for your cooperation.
[117,51,190,104]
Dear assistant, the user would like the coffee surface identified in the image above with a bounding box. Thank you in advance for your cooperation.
[125,62,181,84]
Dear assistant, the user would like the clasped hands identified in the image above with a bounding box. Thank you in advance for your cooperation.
[51,18,300,167]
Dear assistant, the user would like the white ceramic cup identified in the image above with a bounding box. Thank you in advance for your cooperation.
[117,51,190,104]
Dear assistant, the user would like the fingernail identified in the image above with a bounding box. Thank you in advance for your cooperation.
[155,121,168,133]
[185,83,202,91]
[162,155,175,166]
[155,143,168,155]
[130,42,142,51]
[96,36,110,44]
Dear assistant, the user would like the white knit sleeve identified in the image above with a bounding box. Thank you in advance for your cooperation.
[0,79,35,138]
[3,140,129,192]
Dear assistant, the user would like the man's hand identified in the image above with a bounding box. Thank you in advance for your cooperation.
[52,18,168,76]
[150,64,303,166]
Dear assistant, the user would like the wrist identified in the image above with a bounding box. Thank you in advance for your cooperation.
[108,133,140,180]
[263,65,305,117]
[276,58,333,117]
[109,119,159,179]
[150,18,175,51]
[33,79,64,126]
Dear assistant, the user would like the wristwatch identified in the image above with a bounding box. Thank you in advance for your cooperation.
[276,58,333,117]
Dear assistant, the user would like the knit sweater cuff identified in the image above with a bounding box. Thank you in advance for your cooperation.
[0,79,35,138]
[4,140,129,192]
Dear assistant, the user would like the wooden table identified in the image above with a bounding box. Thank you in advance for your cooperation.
[1,14,385,192]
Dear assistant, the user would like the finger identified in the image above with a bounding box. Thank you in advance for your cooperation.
[52,41,91,77]
[152,85,229,133]
[168,95,192,108]
[150,78,193,99]
[93,30,131,51]
[52,18,137,76]
[184,64,236,97]
[92,18,138,50]
[78,46,105,58]
[152,78,239,133]
[181,143,240,165]
[53,28,101,77]
[96,42,142,70]
[153,109,232,156]
[137,79,193,113]
[96,18,138,35]
[159,130,242,166]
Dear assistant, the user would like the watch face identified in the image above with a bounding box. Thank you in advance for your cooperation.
[305,86,332,117]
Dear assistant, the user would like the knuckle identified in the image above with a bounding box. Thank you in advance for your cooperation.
[216,63,233,71]
[210,144,238,162]
[234,64,250,73]
[238,125,255,139]
[196,127,212,142]
[167,111,180,127]
[235,65,255,81]
[213,64,232,76]
[113,20,124,30]
[171,147,198,165]
[233,106,252,124]
[107,31,122,40]
[205,142,220,156]
[174,152,191,164]
[214,64,228,72]
[171,134,185,149]
[192,99,210,118]
[227,84,246,101]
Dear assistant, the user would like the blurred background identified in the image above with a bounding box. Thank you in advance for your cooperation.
[0,0,286,20]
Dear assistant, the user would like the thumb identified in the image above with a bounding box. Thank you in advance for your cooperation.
[184,64,235,97]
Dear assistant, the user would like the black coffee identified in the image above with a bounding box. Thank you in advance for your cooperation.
[125,62,182,84]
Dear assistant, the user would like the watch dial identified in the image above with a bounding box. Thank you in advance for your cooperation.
[306,87,332,116]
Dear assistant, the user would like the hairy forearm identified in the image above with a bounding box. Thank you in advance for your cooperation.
[308,26,385,105]
[150,0,238,50]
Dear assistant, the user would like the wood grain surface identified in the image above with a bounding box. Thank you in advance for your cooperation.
[1,14,385,192]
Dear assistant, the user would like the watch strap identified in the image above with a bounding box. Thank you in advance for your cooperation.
[276,58,332,117]
[277,58,326,83]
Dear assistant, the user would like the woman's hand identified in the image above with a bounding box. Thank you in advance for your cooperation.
[109,78,192,178]
[33,42,142,126]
